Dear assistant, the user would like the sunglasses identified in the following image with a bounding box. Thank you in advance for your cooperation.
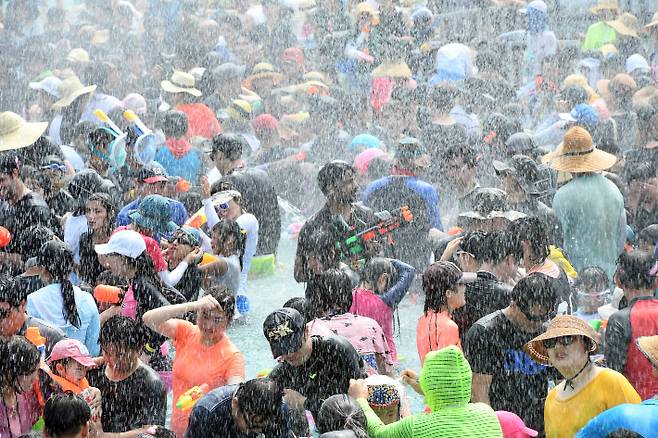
[217,202,230,211]
[41,163,67,172]
[542,335,577,349]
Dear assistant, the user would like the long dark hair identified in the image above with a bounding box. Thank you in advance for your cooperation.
[86,192,118,237]
[40,241,81,328]
[0,336,40,392]
[125,252,164,288]
[212,219,247,270]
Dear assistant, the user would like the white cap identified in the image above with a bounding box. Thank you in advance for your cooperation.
[520,0,547,14]
[94,230,146,259]
[29,76,62,98]
[626,53,650,74]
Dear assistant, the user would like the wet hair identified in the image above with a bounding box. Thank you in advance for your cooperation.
[638,224,658,246]
[615,251,656,291]
[21,225,56,260]
[361,257,397,290]
[317,395,368,438]
[43,393,91,438]
[121,251,165,290]
[510,273,559,312]
[317,161,355,196]
[508,217,550,264]
[480,230,515,265]
[0,276,28,308]
[159,110,189,139]
[422,264,461,313]
[282,297,309,323]
[574,267,609,292]
[310,269,353,315]
[0,336,39,391]
[206,285,236,323]
[561,86,588,107]
[178,192,203,216]
[605,430,645,438]
[441,144,477,168]
[235,378,283,421]
[211,219,247,270]
[100,315,146,351]
[86,192,118,235]
[136,426,177,438]
[210,133,244,160]
[0,151,20,175]
[39,241,80,328]
[459,230,489,262]
[431,86,457,113]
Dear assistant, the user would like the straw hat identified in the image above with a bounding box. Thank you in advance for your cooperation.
[245,63,284,87]
[77,25,110,45]
[542,126,617,173]
[0,112,48,151]
[52,76,97,110]
[591,0,619,14]
[303,71,331,86]
[606,12,639,37]
[66,48,90,64]
[636,336,658,368]
[525,315,600,365]
[599,43,618,57]
[161,71,202,97]
[644,11,658,29]
[372,61,412,79]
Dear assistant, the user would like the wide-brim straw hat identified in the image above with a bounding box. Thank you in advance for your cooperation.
[591,0,619,14]
[372,61,412,79]
[644,12,658,29]
[52,77,97,109]
[525,315,600,365]
[542,126,617,173]
[245,63,284,89]
[633,86,658,108]
[161,70,202,97]
[606,12,639,37]
[636,336,658,368]
[0,112,48,151]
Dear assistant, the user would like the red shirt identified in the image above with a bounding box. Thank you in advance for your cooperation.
[114,226,167,272]
[177,103,222,139]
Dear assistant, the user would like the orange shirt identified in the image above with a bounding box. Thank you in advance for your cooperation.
[171,320,245,437]
[177,103,222,139]
[416,311,461,366]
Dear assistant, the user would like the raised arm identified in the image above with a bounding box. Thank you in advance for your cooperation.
[380,259,416,309]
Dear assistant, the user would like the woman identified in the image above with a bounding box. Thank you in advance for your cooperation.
[525,315,641,437]
[143,286,245,436]
[164,226,204,301]
[27,240,100,356]
[0,336,40,438]
[317,394,369,438]
[416,261,469,366]
[199,220,245,297]
[78,193,117,287]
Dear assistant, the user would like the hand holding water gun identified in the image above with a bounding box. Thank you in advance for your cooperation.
[176,384,209,411]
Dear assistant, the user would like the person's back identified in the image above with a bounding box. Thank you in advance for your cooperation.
[552,173,624,279]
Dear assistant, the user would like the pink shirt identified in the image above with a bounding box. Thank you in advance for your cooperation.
[0,389,39,437]
[351,287,397,360]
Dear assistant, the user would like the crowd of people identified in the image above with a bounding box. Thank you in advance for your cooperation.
[1,0,658,437]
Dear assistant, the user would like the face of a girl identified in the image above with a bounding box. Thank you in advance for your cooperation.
[546,336,588,372]
[372,404,400,425]
[102,344,138,374]
[86,200,108,232]
[103,254,132,278]
[218,198,241,221]
[16,369,38,394]
[211,232,235,256]
[196,307,228,339]
[447,284,466,310]
[57,360,87,385]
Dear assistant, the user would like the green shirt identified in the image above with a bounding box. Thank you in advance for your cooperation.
[582,22,617,52]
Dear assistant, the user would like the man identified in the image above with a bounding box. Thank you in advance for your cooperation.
[210,133,281,256]
[457,188,526,233]
[605,251,658,400]
[582,0,620,52]
[264,307,364,417]
[438,144,480,227]
[185,378,291,438]
[465,273,560,432]
[87,316,166,434]
[545,126,625,281]
[0,276,64,356]
[294,161,374,283]
[116,167,188,229]
[0,151,53,271]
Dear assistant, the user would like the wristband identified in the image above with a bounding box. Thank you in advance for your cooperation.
[144,343,156,353]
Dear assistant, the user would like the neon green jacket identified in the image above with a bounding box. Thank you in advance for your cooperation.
[357,346,503,438]
[582,22,617,51]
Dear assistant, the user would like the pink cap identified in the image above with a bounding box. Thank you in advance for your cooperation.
[496,411,538,438]
[354,148,388,176]
[48,339,97,368]
[253,114,279,135]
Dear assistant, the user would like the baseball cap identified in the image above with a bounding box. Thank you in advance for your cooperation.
[129,195,178,235]
[95,229,147,259]
[558,104,600,131]
[263,308,306,358]
[29,76,62,98]
[48,339,97,368]
[137,166,168,184]
[496,411,538,437]
[423,261,477,291]
[492,155,545,195]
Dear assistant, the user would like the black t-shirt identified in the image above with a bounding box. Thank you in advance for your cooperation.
[87,363,167,433]
[269,335,365,416]
[0,192,52,258]
[464,311,549,433]
[185,385,291,438]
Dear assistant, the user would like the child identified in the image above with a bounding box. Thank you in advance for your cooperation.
[47,339,97,394]
[351,258,415,362]
[155,110,201,185]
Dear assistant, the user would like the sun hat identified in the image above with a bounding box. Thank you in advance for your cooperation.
[245,63,284,88]
[645,11,658,29]
[354,148,388,176]
[525,315,600,365]
[263,307,306,358]
[606,12,639,37]
[161,71,202,97]
[558,103,600,132]
[493,155,545,195]
[590,0,619,13]
[542,126,617,173]
[349,134,382,150]
[227,99,252,124]
[252,114,278,135]
[0,112,48,151]
[48,339,97,368]
[496,411,539,437]
[52,76,97,110]
[458,188,527,222]
[626,53,650,74]
[95,229,147,259]
[29,76,62,98]
[636,335,658,368]
[173,225,202,247]
[354,2,380,25]
[122,93,147,115]
[632,86,658,108]
[599,44,619,57]
[66,48,90,64]
[128,194,178,235]
[519,0,547,14]
[210,189,242,208]
[214,63,246,80]
[372,61,412,79]
[303,71,330,86]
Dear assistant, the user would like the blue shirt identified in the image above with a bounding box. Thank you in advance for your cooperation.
[116,196,189,233]
[154,146,202,185]
[575,399,658,438]
[362,176,444,230]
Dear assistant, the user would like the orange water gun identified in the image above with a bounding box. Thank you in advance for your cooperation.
[93,285,124,305]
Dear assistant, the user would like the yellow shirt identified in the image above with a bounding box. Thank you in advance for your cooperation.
[544,368,641,438]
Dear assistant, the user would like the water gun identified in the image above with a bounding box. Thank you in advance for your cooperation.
[336,206,414,268]
[176,384,209,411]
[256,369,272,378]
[93,285,124,305]
[0,226,11,248]
[25,326,46,360]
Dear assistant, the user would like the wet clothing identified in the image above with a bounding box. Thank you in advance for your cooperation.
[416,311,460,366]
[17,316,65,357]
[0,387,39,438]
[0,192,52,259]
[88,363,167,433]
[117,196,189,231]
[185,385,292,438]
[357,346,503,438]
[155,144,202,185]
[268,335,365,416]
[575,399,658,437]
[78,231,108,286]
[464,311,550,432]
[582,22,617,52]
[605,296,658,400]
[544,368,641,438]
[177,103,222,139]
